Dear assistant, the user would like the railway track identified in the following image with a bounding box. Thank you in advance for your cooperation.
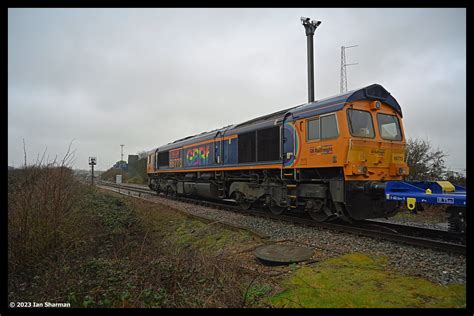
[97,181,466,255]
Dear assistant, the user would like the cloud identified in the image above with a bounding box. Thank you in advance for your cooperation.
[8,8,466,170]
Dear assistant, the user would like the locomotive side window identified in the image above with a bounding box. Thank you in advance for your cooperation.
[157,151,169,167]
[307,114,339,141]
[377,113,402,141]
[307,118,320,140]
[257,126,280,162]
[321,114,339,139]
[238,131,256,163]
[347,109,375,138]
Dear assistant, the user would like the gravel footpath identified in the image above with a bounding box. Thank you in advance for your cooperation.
[101,185,466,286]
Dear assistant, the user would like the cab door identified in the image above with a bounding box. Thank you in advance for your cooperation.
[282,113,296,167]
[214,131,222,164]
[154,149,159,170]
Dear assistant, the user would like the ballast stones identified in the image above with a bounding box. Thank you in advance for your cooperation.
[255,244,314,265]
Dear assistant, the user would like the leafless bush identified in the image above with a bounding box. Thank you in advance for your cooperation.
[8,141,86,275]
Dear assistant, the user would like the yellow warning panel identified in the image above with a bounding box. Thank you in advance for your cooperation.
[407,197,416,210]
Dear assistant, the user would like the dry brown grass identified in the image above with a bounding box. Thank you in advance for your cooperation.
[111,194,262,308]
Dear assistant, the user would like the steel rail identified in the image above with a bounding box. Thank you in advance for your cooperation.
[97,181,466,255]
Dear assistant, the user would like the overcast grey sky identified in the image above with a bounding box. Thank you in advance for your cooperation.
[8,8,466,172]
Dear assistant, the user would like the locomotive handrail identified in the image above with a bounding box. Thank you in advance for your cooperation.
[345,138,352,164]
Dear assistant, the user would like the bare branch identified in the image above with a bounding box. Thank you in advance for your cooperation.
[61,139,76,167]
[38,146,48,167]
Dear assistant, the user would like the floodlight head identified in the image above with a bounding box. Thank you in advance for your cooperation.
[301,17,321,36]
[301,16,310,24]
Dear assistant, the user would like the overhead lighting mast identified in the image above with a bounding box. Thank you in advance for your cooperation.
[301,17,322,103]
[340,45,358,93]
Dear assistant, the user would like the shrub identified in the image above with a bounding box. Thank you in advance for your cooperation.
[8,144,89,276]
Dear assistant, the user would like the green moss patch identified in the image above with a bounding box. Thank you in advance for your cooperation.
[269,253,465,308]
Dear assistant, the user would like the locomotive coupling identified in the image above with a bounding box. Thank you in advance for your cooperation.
[367,181,386,197]
[348,181,386,196]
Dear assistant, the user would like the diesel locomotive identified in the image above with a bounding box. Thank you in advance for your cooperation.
[147,83,409,222]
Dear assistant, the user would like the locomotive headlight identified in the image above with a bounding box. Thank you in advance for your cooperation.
[397,167,407,175]
[371,101,382,111]
[354,165,368,174]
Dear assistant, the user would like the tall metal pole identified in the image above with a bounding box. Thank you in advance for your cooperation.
[91,164,94,185]
[301,17,321,103]
[307,35,314,103]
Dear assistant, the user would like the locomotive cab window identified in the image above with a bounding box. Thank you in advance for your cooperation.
[307,118,320,140]
[307,113,339,141]
[321,114,338,139]
[377,113,402,141]
[347,109,375,138]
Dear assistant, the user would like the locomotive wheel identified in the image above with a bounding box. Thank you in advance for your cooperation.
[235,192,251,210]
[166,187,177,199]
[306,199,330,222]
[239,201,251,210]
[268,204,285,215]
[308,209,330,222]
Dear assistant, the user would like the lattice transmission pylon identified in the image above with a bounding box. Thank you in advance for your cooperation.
[340,45,358,93]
